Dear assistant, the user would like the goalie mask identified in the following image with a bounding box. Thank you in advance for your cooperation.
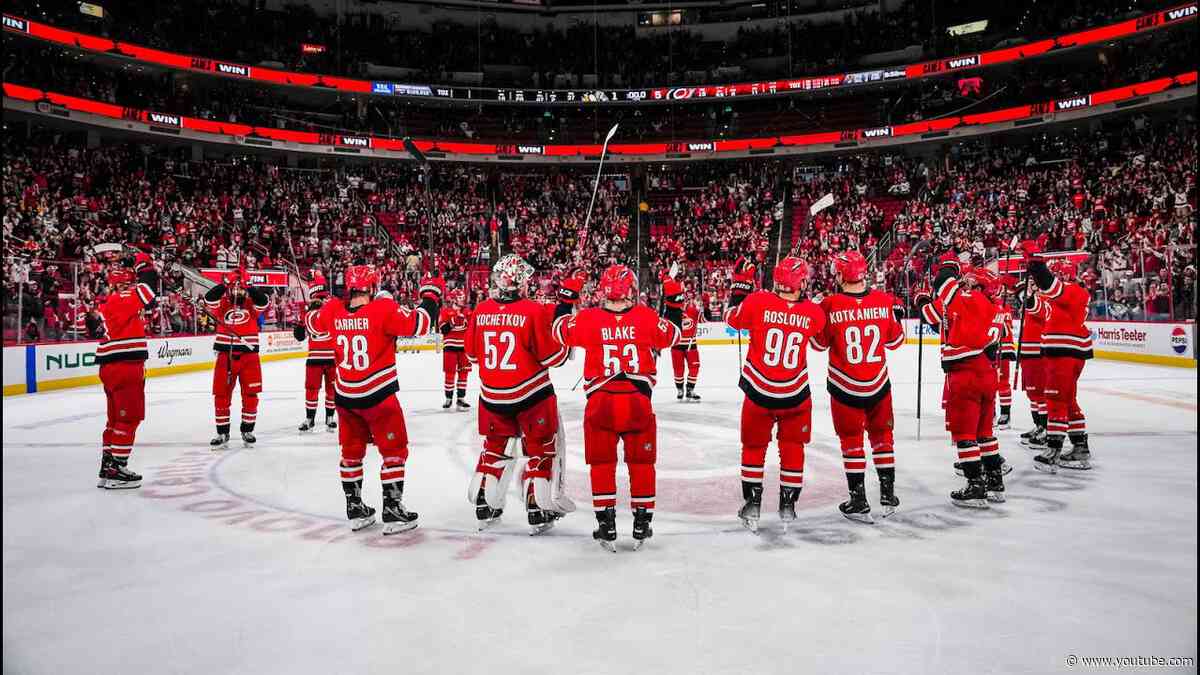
[492,254,533,297]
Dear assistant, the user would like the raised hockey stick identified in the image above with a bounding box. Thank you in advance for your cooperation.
[786,193,836,258]
[916,313,924,441]
[581,124,619,253]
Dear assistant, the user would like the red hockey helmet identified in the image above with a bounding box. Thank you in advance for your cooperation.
[1048,258,1079,280]
[106,267,134,286]
[599,264,637,301]
[967,267,1000,298]
[832,250,868,284]
[309,274,329,298]
[345,264,379,293]
[772,257,810,293]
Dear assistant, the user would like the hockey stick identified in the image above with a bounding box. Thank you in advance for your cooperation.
[786,193,836,258]
[581,124,619,253]
[916,313,924,441]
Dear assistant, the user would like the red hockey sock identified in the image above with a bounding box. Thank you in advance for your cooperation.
[779,442,805,489]
[589,463,617,511]
[627,463,656,513]
[740,445,767,485]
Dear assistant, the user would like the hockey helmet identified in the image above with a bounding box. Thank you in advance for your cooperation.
[832,250,868,284]
[1048,258,1079,280]
[345,264,379,293]
[773,257,810,294]
[106,267,134,286]
[599,264,637,301]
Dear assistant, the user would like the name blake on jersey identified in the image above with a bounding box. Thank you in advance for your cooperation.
[763,310,812,329]
[827,306,890,325]
[601,325,636,341]
[476,313,528,328]
[335,317,370,331]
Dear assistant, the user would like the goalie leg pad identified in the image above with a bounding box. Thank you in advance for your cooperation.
[468,435,517,509]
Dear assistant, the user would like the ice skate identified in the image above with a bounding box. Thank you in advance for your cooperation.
[442,397,453,410]
[1032,446,1061,474]
[209,433,230,451]
[593,507,617,552]
[631,507,653,550]
[381,500,419,535]
[950,477,989,509]
[960,456,1012,475]
[996,412,1011,430]
[526,485,561,536]
[984,468,1006,503]
[455,398,471,411]
[878,475,899,518]
[346,499,377,531]
[1058,436,1091,470]
[675,385,685,401]
[298,417,317,432]
[839,486,873,524]
[241,431,256,447]
[382,482,418,534]
[1020,427,1047,450]
[685,385,701,402]
[474,485,503,532]
[325,414,337,432]
[778,485,801,529]
[97,454,142,489]
[738,484,763,533]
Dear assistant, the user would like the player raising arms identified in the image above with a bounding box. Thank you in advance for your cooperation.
[1016,275,1051,450]
[915,259,1006,507]
[993,275,1018,430]
[725,256,826,532]
[439,288,473,411]
[464,255,573,534]
[95,252,159,489]
[810,251,905,523]
[670,289,703,402]
[1021,242,1094,472]
[554,265,683,551]
[204,269,269,449]
[313,264,443,533]
[293,274,337,432]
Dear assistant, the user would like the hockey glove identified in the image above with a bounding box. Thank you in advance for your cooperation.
[558,276,585,305]
[419,274,445,302]
[662,279,684,309]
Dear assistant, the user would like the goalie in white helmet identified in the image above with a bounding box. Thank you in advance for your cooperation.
[463,255,575,533]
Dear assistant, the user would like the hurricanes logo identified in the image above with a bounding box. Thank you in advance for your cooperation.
[224,309,250,324]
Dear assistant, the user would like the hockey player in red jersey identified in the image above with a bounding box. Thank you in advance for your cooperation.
[915,259,1006,507]
[204,269,269,449]
[670,291,703,401]
[439,288,473,411]
[95,252,159,489]
[464,254,573,534]
[1021,242,1094,472]
[810,251,904,522]
[553,264,683,551]
[312,264,443,533]
[292,274,337,432]
[1016,276,1051,450]
[725,256,826,531]
[992,275,1017,430]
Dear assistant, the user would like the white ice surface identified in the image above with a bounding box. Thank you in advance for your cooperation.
[3,344,1197,675]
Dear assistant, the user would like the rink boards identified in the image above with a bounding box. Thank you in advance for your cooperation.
[2,319,1193,396]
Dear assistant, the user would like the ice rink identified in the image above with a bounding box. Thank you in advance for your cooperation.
[3,343,1197,674]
